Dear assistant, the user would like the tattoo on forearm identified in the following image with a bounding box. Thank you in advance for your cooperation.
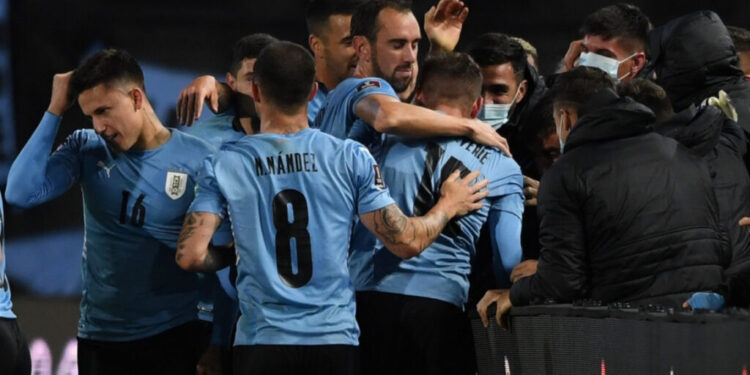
[176,212,204,262]
[373,204,450,252]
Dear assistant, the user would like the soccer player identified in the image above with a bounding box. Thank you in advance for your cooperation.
[184,33,279,145]
[314,0,509,158]
[349,52,524,375]
[175,41,488,375]
[0,193,31,375]
[5,49,230,375]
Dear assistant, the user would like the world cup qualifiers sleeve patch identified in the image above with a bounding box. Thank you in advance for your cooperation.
[373,164,386,189]
[357,80,382,92]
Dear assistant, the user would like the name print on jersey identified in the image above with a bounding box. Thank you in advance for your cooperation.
[254,153,319,177]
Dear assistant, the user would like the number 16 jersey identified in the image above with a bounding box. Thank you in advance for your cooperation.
[190,128,394,346]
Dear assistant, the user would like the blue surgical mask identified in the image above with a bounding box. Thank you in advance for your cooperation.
[478,85,521,130]
[578,52,637,81]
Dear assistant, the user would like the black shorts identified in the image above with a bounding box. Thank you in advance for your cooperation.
[233,344,359,375]
[356,291,476,375]
[0,317,30,375]
[77,320,210,375]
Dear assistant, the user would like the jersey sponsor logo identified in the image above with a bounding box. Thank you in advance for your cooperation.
[356,80,381,92]
[373,164,386,190]
[96,160,116,178]
[165,171,188,200]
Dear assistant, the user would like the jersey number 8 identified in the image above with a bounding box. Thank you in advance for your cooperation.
[273,189,313,288]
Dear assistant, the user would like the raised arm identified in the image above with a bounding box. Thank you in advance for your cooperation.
[175,212,236,272]
[424,0,469,55]
[359,169,488,259]
[5,72,81,208]
[176,75,234,126]
[355,94,511,155]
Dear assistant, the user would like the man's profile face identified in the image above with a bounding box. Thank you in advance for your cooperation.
[228,58,258,118]
[480,62,524,105]
[738,51,750,81]
[371,8,420,94]
[78,83,142,152]
[581,34,640,81]
[320,14,358,85]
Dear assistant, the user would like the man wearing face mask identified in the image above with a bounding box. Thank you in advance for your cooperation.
[560,3,651,83]
[477,67,729,327]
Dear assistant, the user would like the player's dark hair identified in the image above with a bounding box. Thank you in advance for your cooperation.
[253,42,316,114]
[419,52,481,108]
[580,3,652,54]
[70,49,145,97]
[551,66,616,110]
[306,0,363,36]
[521,92,556,149]
[229,33,279,76]
[466,33,527,83]
[728,26,750,53]
[350,0,413,43]
[617,78,674,122]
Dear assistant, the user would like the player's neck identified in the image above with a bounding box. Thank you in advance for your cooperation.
[431,104,466,119]
[354,61,373,79]
[315,64,338,91]
[259,108,309,135]
[132,106,171,150]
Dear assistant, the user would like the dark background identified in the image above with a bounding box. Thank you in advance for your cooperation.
[4,0,750,238]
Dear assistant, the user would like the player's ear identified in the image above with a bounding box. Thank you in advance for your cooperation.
[308,82,319,102]
[516,79,528,105]
[414,89,425,106]
[225,72,236,89]
[470,96,484,119]
[251,81,261,103]
[130,87,143,111]
[352,35,370,62]
[309,34,322,57]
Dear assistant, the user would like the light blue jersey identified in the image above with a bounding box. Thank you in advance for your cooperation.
[312,77,397,140]
[181,109,244,147]
[5,112,231,341]
[0,194,15,319]
[307,82,329,125]
[349,134,525,308]
[190,127,394,346]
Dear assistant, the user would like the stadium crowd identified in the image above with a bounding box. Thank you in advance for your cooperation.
[1,0,750,374]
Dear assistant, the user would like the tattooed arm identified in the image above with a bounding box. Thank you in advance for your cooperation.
[175,212,235,272]
[359,170,489,259]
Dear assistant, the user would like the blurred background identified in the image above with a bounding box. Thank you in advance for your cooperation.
[1,0,749,367]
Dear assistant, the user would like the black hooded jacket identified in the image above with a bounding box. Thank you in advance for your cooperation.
[655,105,750,274]
[646,11,750,167]
[510,90,729,308]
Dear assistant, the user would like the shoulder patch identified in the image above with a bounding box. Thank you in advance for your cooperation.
[357,80,381,92]
[373,164,386,190]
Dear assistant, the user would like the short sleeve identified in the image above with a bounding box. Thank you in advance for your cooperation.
[347,78,399,116]
[189,156,228,218]
[348,142,395,215]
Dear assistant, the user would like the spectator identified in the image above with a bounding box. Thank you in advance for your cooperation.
[728,26,750,82]
[478,67,729,327]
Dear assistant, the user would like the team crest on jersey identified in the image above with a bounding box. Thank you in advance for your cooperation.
[165,171,188,200]
[373,164,386,190]
[357,80,381,92]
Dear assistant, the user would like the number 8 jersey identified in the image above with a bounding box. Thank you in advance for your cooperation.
[189,128,395,346]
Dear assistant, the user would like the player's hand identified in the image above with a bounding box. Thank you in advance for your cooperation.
[196,345,225,375]
[424,0,469,54]
[177,75,220,126]
[48,71,75,116]
[523,176,539,206]
[560,39,583,73]
[477,289,512,329]
[439,170,489,217]
[510,259,538,283]
[740,217,750,228]
[468,119,511,157]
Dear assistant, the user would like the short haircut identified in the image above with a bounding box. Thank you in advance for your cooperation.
[229,33,279,76]
[728,26,750,53]
[580,3,652,54]
[511,36,538,68]
[306,0,363,36]
[617,78,674,122]
[350,0,413,43]
[521,92,556,150]
[418,52,482,109]
[70,49,145,98]
[253,41,316,114]
[551,66,616,110]
[466,33,527,83]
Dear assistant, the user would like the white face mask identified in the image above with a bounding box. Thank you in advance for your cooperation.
[578,51,638,80]
[557,113,565,153]
[478,84,522,130]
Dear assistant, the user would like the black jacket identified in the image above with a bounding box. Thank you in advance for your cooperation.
[655,105,750,275]
[510,90,729,308]
[645,11,750,166]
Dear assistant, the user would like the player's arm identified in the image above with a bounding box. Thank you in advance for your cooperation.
[176,75,234,126]
[5,72,81,208]
[488,194,524,287]
[355,94,511,156]
[175,212,236,272]
[360,169,488,259]
[424,0,469,55]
